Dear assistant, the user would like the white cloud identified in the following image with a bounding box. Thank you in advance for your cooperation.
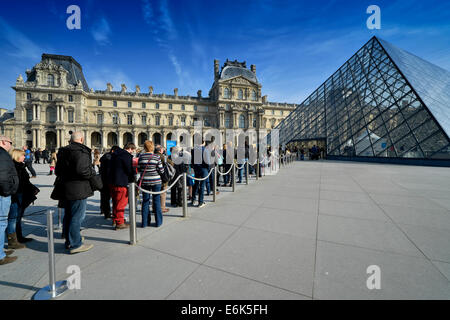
[0,16,47,61]
[86,67,135,91]
[91,17,111,46]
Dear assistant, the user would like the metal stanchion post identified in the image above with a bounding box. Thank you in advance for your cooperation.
[33,210,68,300]
[213,166,217,202]
[128,182,137,245]
[182,172,188,217]
[232,163,236,192]
[245,161,249,185]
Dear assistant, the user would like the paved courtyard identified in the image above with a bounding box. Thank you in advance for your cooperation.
[1,160,449,300]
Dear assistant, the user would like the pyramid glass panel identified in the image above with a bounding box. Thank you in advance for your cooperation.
[270,37,450,164]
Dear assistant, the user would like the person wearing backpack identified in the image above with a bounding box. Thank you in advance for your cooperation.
[138,141,164,227]
[155,145,173,213]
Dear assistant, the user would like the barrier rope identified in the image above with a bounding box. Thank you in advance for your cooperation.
[217,163,235,176]
[136,174,183,195]
[235,163,246,170]
[0,208,53,222]
[187,167,214,181]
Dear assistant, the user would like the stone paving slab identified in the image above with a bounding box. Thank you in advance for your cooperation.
[1,161,450,300]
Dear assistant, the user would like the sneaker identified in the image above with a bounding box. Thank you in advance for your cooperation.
[198,202,206,208]
[70,244,94,254]
[0,256,17,265]
[115,223,129,230]
[64,237,85,249]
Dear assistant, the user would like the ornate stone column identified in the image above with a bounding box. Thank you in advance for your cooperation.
[32,129,36,148]
[132,131,138,146]
[118,131,123,148]
[85,130,91,148]
[101,130,107,150]
[56,129,61,148]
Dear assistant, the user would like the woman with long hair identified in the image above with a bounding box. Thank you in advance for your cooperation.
[7,149,37,247]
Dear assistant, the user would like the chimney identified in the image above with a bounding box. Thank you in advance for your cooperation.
[149,86,153,96]
[214,59,219,80]
[251,64,256,74]
[135,85,140,94]
[197,90,202,98]
[121,84,127,93]
[106,83,113,92]
[174,88,178,97]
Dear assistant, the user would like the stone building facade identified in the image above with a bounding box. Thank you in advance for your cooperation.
[1,54,297,151]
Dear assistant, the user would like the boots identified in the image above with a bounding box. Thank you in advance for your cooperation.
[16,226,32,243]
[0,255,17,265]
[7,233,26,249]
[48,170,53,176]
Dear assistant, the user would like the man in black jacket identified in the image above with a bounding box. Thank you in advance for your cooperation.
[51,132,94,254]
[99,146,119,219]
[109,142,136,229]
[0,135,19,265]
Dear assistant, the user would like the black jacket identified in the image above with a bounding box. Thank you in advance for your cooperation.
[51,142,94,201]
[14,161,39,208]
[110,148,135,187]
[0,147,19,197]
[99,152,113,185]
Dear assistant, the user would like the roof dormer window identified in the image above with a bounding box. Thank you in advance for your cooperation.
[47,74,55,87]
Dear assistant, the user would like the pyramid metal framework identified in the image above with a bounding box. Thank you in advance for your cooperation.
[272,36,450,162]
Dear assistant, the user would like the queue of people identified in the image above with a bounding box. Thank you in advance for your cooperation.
[2,132,289,263]
[0,136,39,265]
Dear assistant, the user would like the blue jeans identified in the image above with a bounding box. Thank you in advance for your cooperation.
[7,193,23,234]
[0,196,11,260]
[141,184,162,227]
[63,199,87,250]
[237,159,247,182]
[193,167,207,204]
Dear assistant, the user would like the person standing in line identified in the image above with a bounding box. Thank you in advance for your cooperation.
[99,146,119,220]
[34,148,41,164]
[92,149,101,172]
[42,148,49,164]
[109,142,136,229]
[23,146,37,178]
[48,151,57,175]
[7,149,37,248]
[191,138,209,208]
[51,132,95,254]
[155,145,170,213]
[0,136,19,265]
[138,141,164,227]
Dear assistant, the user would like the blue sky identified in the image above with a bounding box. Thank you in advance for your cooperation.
[0,0,449,110]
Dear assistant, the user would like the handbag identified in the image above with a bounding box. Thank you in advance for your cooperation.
[89,174,103,191]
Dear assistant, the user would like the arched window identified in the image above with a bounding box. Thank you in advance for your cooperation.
[251,90,257,101]
[239,115,245,128]
[47,74,55,86]
[224,88,230,99]
[238,89,243,100]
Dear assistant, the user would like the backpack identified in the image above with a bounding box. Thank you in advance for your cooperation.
[161,161,176,183]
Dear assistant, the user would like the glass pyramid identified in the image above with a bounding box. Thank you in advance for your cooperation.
[272,36,450,161]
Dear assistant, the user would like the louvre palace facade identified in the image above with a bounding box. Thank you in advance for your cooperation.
[0,55,296,151]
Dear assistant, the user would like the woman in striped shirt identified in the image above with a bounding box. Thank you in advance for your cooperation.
[138,140,165,228]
